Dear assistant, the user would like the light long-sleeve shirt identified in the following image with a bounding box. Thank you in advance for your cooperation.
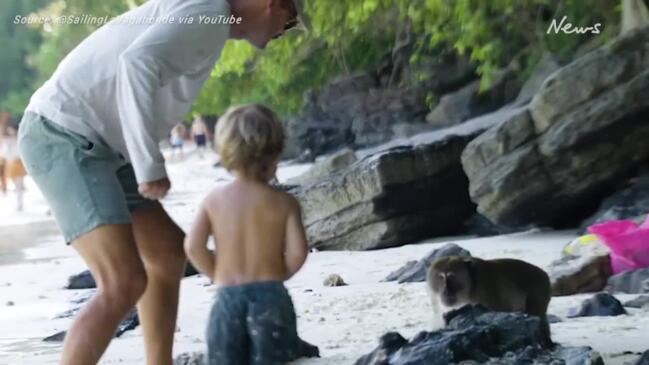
[26,0,230,183]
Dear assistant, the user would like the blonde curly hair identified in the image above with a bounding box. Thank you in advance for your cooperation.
[215,104,285,176]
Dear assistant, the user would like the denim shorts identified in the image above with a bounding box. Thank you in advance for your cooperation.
[207,281,318,365]
[18,112,156,244]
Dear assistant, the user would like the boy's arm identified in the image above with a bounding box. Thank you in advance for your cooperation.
[184,202,215,281]
[284,196,309,280]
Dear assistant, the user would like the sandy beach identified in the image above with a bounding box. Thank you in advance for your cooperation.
[1,151,648,365]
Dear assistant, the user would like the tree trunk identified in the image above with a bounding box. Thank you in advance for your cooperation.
[621,0,649,34]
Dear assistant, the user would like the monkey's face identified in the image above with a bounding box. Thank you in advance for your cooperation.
[429,257,473,307]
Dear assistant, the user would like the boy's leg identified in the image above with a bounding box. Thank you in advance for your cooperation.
[131,203,186,365]
[206,288,250,365]
[61,224,147,365]
[248,284,302,365]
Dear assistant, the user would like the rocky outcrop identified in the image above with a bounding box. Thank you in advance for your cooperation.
[286,116,500,250]
[462,27,649,228]
[581,173,649,230]
[287,148,357,186]
[355,305,603,365]
[513,53,562,106]
[548,254,612,296]
[383,243,471,283]
[606,268,649,293]
[567,293,627,318]
[283,72,431,159]
[425,69,521,128]
[283,51,483,159]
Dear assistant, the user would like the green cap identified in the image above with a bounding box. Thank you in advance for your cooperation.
[292,0,311,31]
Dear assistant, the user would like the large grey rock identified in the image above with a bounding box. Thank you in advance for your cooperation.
[287,148,357,186]
[581,173,649,230]
[606,268,649,294]
[462,27,649,228]
[513,53,562,106]
[355,305,603,365]
[548,254,612,296]
[383,243,471,283]
[288,116,499,250]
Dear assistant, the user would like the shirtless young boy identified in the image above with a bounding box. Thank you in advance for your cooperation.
[184,104,315,364]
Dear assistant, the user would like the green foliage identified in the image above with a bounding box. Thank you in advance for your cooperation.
[0,0,624,119]
[0,0,51,117]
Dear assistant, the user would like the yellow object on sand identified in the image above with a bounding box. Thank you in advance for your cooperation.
[562,234,608,256]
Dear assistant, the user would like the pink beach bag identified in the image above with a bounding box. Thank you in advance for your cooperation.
[588,217,649,274]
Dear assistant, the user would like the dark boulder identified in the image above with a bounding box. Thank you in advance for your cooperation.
[355,305,603,365]
[383,243,471,283]
[66,270,96,290]
[567,293,627,318]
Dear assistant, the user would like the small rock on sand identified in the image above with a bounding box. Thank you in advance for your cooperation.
[323,274,347,287]
[568,293,627,318]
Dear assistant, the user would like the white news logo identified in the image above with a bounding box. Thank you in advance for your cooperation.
[547,16,602,34]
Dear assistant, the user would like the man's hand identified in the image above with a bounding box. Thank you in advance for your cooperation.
[138,178,171,200]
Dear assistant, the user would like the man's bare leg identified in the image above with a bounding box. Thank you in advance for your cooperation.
[61,224,147,365]
[132,203,186,365]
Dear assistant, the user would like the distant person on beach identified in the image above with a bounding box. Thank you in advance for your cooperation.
[0,112,8,195]
[191,116,209,158]
[185,104,318,364]
[170,123,186,160]
[0,150,6,196]
[17,0,308,364]
[1,124,26,211]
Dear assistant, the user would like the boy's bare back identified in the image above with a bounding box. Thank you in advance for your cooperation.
[198,180,307,286]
